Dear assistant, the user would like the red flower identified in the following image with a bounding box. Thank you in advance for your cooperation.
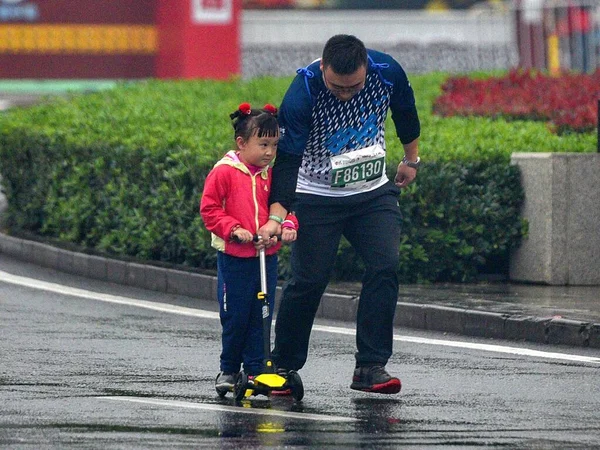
[432,69,600,134]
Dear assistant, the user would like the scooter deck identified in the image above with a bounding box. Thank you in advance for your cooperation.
[254,373,286,389]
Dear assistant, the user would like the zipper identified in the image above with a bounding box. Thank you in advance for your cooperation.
[251,174,260,257]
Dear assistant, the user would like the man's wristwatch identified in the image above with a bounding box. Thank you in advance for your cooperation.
[401,156,421,169]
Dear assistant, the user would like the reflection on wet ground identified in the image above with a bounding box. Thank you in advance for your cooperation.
[2,256,599,449]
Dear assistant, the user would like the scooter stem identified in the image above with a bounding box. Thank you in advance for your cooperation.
[258,245,275,374]
[259,247,267,294]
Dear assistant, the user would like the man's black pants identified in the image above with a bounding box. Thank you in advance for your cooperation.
[272,188,402,371]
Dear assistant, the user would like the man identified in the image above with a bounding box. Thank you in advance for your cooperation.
[260,34,420,394]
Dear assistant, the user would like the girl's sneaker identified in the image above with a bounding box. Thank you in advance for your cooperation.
[350,365,401,394]
[215,372,236,392]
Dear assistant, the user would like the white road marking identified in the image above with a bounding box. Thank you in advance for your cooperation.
[314,325,600,364]
[2,269,599,365]
[0,269,219,320]
[98,396,358,422]
[0,100,11,111]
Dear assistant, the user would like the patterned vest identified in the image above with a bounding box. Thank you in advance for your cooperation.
[297,69,393,197]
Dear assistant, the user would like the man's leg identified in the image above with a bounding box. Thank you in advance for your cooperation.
[343,192,402,367]
[272,203,343,371]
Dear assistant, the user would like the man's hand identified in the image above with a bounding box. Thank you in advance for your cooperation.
[257,220,281,248]
[394,163,417,188]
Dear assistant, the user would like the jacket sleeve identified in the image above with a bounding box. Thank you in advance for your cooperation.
[269,73,313,209]
[200,166,240,240]
[270,151,303,210]
[282,212,299,230]
[384,55,421,144]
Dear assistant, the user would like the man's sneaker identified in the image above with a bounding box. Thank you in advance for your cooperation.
[350,365,401,394]
[270,367,292,396]
[215,372,236,392]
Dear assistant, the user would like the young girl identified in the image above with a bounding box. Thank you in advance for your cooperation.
[200,103,298,395]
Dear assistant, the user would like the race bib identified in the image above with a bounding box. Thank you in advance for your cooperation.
[330,144,386,188]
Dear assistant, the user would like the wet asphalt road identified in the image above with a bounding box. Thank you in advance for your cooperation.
[1,255,600,449]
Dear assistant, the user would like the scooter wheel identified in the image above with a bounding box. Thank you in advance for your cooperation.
[233,371,248,402]
[287,370,304,401]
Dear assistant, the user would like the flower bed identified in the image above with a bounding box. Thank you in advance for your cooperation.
[433,69,600,134]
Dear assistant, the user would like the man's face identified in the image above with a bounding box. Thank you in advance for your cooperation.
[321,63,367,102]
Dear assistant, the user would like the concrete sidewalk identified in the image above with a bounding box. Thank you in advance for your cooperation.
[1,232,599,349]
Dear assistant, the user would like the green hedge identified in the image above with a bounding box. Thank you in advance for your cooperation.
[1,73,591,282]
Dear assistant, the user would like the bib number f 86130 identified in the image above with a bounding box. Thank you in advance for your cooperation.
[330,144,386,188]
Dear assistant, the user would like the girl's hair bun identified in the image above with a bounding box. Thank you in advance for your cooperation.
[229,102,279,136]
[230,102,252,122]
[238,103,252,115]
[263,104,277,115]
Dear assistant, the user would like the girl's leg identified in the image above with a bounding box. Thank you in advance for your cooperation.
[243,255,278,375]
[217,252,257,374]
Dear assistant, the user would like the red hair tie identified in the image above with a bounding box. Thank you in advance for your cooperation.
[238,103,251,115]
[263,104,278,115]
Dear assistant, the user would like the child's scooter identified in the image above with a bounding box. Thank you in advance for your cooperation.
[234,238,304,401]
[218,235,304,401]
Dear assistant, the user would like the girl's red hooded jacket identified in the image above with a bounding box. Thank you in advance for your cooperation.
[200,150,297,258]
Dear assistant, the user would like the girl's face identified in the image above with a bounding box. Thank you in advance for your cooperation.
[236,131,279,168]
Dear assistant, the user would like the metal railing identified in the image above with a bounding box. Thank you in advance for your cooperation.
[514,0,600,72]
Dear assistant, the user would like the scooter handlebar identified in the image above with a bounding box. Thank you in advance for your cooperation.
[232,234,281,244]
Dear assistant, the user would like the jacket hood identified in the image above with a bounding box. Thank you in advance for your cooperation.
[214,150,269,180]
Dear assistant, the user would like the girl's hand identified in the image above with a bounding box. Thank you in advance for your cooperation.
[232,228,254,243]
[281,227,297,243]
[254,234,278,249]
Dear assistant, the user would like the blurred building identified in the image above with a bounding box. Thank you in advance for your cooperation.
[1,0,597,79]
[0,0,156,78]
[514,0,599,73]
[0,0,242,79]
[243,0,501,8]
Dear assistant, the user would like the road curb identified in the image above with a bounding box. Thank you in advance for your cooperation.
[1,231,598,349]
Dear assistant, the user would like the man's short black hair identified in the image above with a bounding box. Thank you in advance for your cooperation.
[322,34,368,75]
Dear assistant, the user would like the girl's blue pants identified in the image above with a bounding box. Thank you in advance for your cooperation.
[217,251,278,375]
